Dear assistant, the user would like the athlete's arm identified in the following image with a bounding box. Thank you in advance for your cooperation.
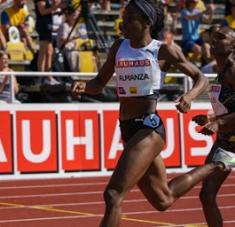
[198,65,235,134]
[159,44,209,113]
[71,39,122,97]
[213,65,235,132]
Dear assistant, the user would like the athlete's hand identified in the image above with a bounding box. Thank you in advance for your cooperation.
[175,95,191,113]
[192,114,208,126]
[71,81,86,99]
[198,120,219,135]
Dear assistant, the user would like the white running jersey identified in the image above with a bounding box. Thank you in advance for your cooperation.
[115,39,165,97]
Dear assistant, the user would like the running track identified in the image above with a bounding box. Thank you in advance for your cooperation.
[0,172,235,227]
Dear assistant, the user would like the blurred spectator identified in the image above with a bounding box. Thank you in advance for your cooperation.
[180,0,214,63]
[90,0,101,10]
[159,27,181,50]
[162,0,178,33]
[201,24,220,65]
[0,29,6,50]
[57,7,80,72]
[0,0,36,54]
[114,6,124,38]
[101,0,111,11]
[35,0,64,84]
[76,22,98,72]
[90,0,128,11]
[0,50,19,103]
[200,59,217,74]
[225,0,235,16]
[52,7,64,44]
[200,24,220,74]
[158,27,183,100]
[177,0,206,11]
[223,0,235,30]
[0,0,13,15]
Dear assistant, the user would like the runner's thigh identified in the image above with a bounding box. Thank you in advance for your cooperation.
[107,128,164,192]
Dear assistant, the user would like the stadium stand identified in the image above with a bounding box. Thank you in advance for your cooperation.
[0,0,228,103]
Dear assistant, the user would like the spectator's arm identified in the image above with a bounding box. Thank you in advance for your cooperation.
[0,76,8,93]
[0,29,6,50]
[13,76,19,94]
[201,4,214,24]
[64,36,80,45]
[182,10,202,20]
[183,14,201,20]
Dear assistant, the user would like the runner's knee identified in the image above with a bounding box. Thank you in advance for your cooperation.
[155,196,174,211]
[103,187,124,208]
[149,192,174,211]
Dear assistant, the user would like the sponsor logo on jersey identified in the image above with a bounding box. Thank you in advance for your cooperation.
[118,87,126,94]
[129,87,137,94]
[116,59,151,68]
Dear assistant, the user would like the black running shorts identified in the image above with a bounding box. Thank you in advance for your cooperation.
[119,112,166,143]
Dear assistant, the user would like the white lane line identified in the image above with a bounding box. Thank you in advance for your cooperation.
[0,208,235,225]
[2,202,235,213]
[0,182,107,190]
[0,189,235,200]
[1,199,235,212]
[0,215,102,224]
[0,190,105,199]
[0,182,234,190]
[0,179,234,190]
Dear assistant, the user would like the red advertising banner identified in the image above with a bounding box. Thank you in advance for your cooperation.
[0,103,215,179]
[0,111,13,173]
[182,109,216,166]
[159,110,181,167]
[103,110,181,169]
[103,110,122,170]
[61,111,100,171]
[16,111,58,172]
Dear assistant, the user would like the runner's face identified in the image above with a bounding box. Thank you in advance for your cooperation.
[210,28,235,56]
[122,4,149,39]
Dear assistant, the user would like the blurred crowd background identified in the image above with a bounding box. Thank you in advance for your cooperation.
[0,0,233,103]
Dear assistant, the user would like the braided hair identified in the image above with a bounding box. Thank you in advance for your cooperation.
[150,0,164,39]
[128,0,165,39]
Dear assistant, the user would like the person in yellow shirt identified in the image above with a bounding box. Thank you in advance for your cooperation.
[0,0,35,53]
[224,0,235,30]
[114,6,124,38]
[196,0,206,12]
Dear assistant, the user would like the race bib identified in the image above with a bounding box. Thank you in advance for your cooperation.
[143,114,160,128]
